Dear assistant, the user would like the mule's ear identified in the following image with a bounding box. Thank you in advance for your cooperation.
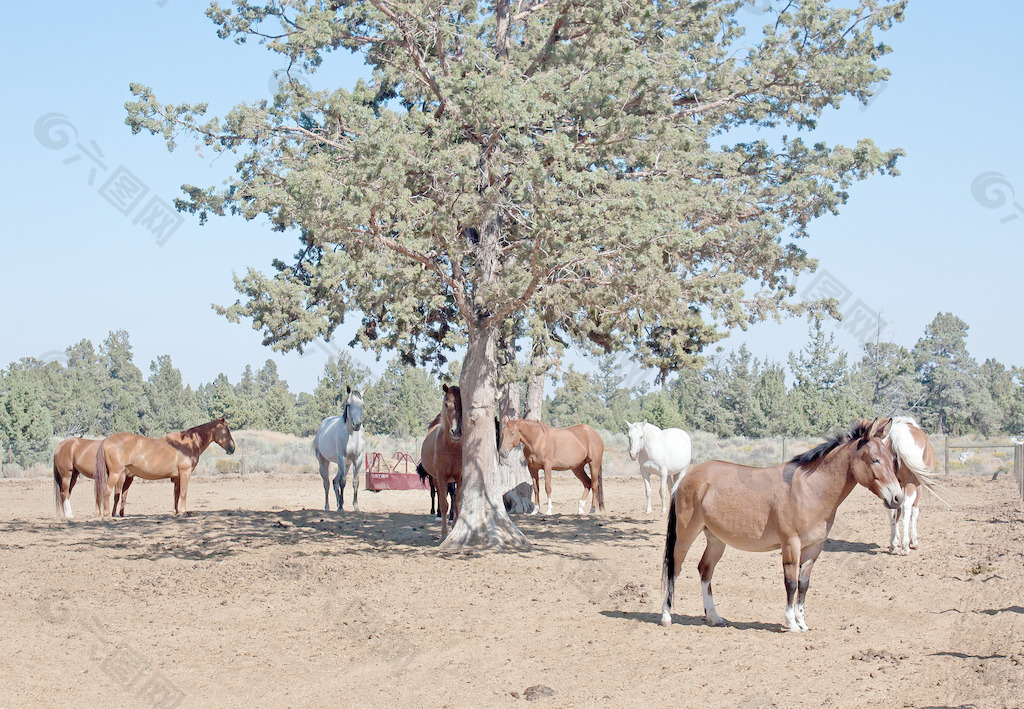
[863,418,880,440]
[346,385,351,395]
[443,383,449,393]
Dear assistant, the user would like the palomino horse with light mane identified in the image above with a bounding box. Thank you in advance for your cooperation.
[499,418,604,515]
[313,386,366,512]
[661,419,904,632]
[626,421,691,514]
[416,384,463,539]
[53,438,135,519]
[886,416,939,555]
[94,418,236,518]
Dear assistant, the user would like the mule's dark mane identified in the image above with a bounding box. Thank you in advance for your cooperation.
[788,420,874,467]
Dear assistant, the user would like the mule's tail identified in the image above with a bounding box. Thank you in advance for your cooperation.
[661,496,679,626]
[94,440,107,517]
[52,462,66,519]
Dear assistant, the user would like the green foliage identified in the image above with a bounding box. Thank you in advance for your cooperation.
[363,361,441,437]
[99,330,152,436]
[0,364,54,465]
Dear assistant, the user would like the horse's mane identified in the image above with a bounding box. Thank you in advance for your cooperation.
[427,412,442,429]
[177,418,223,437]
[789,420,874,468]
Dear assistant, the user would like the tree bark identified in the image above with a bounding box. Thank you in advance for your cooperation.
[525,338,545,421]
[439,326,530,551]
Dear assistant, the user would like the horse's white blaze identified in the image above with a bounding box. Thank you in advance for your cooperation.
[626,421,692,515]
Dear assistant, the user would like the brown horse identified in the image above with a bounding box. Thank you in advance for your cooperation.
[661,418,903,632]
[416,384,463,539]
[53,437,134,519]
[499,418,604,515]
[94,418,236,518]
[886,416,940,555]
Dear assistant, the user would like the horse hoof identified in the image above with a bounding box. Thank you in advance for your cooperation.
[706,615,727,627]
[660,613,672,628]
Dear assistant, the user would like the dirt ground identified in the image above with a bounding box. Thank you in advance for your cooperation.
[1,469,1022,708]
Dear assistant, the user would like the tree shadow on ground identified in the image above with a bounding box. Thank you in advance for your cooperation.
[601,609,786,633]
[0,507,660,563]
[824,537,881,554]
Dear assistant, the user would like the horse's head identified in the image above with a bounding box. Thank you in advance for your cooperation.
[851,418,902,509]
[343,386,364,432]
[442,384,462,442]
[625,420,647,461]
[213,417,236,455]
[499,417,523,455]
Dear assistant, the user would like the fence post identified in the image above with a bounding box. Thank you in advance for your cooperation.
[240,439,246,476]
[944,436,950,477]
[782,437,787,462]
[1015,442,1024,500]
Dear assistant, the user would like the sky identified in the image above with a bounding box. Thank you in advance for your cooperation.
[1,2,1022,395]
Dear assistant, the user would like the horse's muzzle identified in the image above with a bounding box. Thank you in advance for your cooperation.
[882,485,903,509]
[226,443,236,455]
[629,451,638,461]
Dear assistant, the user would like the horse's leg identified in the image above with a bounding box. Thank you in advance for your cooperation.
[173,476,182,515]
[429,478,440,520]
[660,498,706,628]
[794,540,824,631]
[698,531,728,626]
[659,469,670,515]
[317,452,331,512]
[450,481,458,522]
[641,470,653,515]
[887,506,900,553]
[544,464,554,515]
[781,537,805,632]
[901,487,916,553]
[589,456,603,513]
[65,470,78,519]
[437,475,450,540]
[119,475,134,517]
[350,456,361,513]
[178,470,191,516]
[334,462,346,512]
[909,492,921,549]
[529,467,541,515]
[570,465,592,515]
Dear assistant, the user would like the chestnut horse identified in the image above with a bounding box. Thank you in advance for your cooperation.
[499,418,604,515]
[886,416,939,555]
[661,419,905,632]
[416,384,463,539]
[53,437,134,519]
[94,418,236,518]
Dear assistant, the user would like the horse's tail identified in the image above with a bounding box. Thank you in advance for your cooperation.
[596,460,605,511]
[94,440,107,517]
[662,495,679,621]
[889,419,949,507]
[416,462,429,483]
[52,461,65,519]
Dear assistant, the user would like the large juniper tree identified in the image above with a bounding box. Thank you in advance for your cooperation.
[127,0,905,549]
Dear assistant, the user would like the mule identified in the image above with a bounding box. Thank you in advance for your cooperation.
[885,416,939,555]
[661,419,905,632]
[626,421,692,514]
[313,387,366,512]
[94,418,236,518]
[53,437,134,519]
[416,384,463,539]
[499,418,604,515]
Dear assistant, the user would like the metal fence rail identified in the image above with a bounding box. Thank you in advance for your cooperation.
[1015,443,1024,501]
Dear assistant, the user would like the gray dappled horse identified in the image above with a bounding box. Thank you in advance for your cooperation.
[313,387,366,512]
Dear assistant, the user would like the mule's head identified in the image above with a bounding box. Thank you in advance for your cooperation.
[343,386,364,432]
[851,418,902,509]
[499,417,523,455]
[442,384,462,442]
[213,417,236,455]
[625,420,646,461]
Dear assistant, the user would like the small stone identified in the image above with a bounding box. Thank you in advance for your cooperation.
[523,685,555,701]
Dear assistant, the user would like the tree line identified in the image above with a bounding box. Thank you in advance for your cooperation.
[2,312,1021,467]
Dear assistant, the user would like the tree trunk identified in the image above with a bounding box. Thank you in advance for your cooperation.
[525,344,545,421]
[439,325,531,551]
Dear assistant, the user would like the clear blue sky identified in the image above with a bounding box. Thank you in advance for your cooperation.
[2,2,1021,395]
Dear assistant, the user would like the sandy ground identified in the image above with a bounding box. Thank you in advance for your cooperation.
[0,469,1022,708]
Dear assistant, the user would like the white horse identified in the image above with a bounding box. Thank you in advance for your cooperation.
[625,420,692,514]
[313,387,366,512]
